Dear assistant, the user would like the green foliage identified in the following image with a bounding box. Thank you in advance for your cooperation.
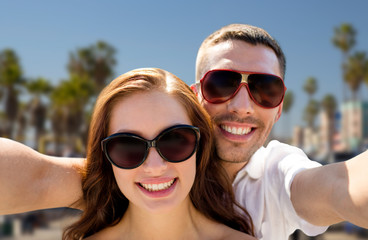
[343,51,368,99]
[332,23,356,53]
[51,74,95,112]
[0,41,117,141]
[0,49,24,138]
[282,91,294,114]
[26,77,53,95]
[332,23,368,100]
[67,40,116,92]
[303,99,320,129]
[321,94,337,118]
[0,49,24,86]
[303,77,318,98]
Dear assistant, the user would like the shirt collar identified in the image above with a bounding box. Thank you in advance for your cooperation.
[236,146,265,180]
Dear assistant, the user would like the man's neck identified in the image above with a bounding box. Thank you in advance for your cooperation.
[221,160,248,182]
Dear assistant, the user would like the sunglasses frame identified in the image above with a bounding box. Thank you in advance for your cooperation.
[101,124,200,169]
[199,69,287,109]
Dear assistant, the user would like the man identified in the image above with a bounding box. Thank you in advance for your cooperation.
[191,24,368,239]
[1,24,368,239]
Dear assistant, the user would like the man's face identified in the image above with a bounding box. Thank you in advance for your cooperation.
[196,40,283,167]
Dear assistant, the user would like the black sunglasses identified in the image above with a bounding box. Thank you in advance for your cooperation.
[200,69,286,108]
[101,124,200,169]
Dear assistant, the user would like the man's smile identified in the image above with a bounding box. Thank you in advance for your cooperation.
[220,124,252,135]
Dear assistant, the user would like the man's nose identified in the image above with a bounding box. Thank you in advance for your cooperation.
[227,85,255,115]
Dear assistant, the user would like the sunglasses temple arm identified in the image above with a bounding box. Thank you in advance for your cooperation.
[190,84,198,96]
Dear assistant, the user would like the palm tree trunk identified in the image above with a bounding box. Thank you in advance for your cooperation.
[5,86,19,138]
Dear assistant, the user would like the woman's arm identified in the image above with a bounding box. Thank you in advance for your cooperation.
[0,138,84,214]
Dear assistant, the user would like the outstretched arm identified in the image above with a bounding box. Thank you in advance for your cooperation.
[291,150,368,228]
[0,138,84,215]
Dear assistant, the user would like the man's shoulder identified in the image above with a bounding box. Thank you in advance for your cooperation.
[238,141,304,177]
[236,140,316,182]
[265,140,301,151]
[263,140,307,159]
[257,140,320,177]
[262,140,322,179]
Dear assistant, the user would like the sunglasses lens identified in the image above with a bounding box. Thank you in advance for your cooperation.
[248,74,285,108]
[106,136,147,169]
[202,70,285,108]
[203,70,242,103]
[157,127,198,162]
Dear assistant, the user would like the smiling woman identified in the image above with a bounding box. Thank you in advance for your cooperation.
[62,68,256,240]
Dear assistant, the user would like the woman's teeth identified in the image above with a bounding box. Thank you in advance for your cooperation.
[140,179,175,192]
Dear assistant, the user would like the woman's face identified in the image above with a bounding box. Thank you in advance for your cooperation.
[108,90,196,213]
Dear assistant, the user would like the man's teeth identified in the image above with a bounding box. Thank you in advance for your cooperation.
[140,179,175,192]
[221,125,251,135]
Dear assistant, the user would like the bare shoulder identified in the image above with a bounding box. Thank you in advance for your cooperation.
[83,228,114,240]
[83,234,100,240]
[204,221,256,240]
[83,225,123,240]
[219,226,257,240]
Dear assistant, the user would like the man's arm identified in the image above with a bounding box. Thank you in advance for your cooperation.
[291,150,368,228]
[0,138,84,214]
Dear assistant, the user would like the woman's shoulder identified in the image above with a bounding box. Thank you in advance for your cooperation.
[203,220,256,240]
[83,232,103,240]
[83,226,118,240]
[218,225,257,240]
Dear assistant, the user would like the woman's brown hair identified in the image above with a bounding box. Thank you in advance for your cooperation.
[63,68,254,239]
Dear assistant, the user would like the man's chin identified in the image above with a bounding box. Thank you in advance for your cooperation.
[217,148,250,163]
[215,140,258,164]
[220,158,248,164]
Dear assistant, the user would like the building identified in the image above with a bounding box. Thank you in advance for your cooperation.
[340,100,368,152]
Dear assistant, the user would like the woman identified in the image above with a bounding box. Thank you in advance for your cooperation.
[63,68,255,240]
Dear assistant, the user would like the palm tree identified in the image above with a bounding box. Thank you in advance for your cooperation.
[0,111,5,136]
[332,23,356,100]
[280,91,294,143]
[303,99,320,130]
[303,77,319,131]
[26,77,53,150]
[343,51,368,100]
[91,41,116,91]
[365,61,368,86]
[0,88,3,102]
[303,77,318,101]
[50,74,94,155]
[332,23,356,55]
[0,49,24,138]
[15,102,28,143]
[68,41,116,93]
[0,89,3,136]
[322,94,337,163]
[283,91,294,114]
[65,41,117,149]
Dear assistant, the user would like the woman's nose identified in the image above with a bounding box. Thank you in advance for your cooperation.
[142,148,168,174]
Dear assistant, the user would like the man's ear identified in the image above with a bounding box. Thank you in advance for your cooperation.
[275,102,283,122]
[190,84,198,96]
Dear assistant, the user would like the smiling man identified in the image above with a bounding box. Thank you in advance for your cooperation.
[194,39,283,178]
[191,24,368,239]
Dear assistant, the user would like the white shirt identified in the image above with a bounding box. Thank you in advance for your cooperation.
[233,140,328,240]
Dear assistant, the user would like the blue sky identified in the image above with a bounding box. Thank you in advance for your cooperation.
[1,0,368,138]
